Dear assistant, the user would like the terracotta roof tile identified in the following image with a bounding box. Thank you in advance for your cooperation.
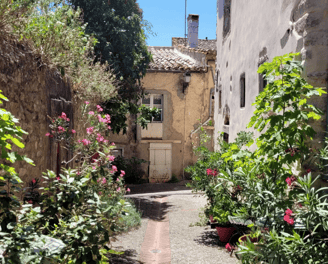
[172,37,217,52]
[148,46,205,72]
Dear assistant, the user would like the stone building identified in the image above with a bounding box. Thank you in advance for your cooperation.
[214,0,328,149]
[111,15,217,182]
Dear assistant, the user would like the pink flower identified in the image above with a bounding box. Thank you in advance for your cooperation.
[285,209,293,216]
[111,142,115,146]
[96,133,104,142]
[71,129,76,134]
[225,243,232,252]
[82,139,91,146]
[112,165,118,172]
[66,118,70,122]
[108,126,111,130]
[92,166,96,170]
[96,105,103,112]
[283,214,295,225]
[86,127,94,134]
[56,177,60,180]
[27,200,33,204]
[117,187,121,192]
[126,188,131,192]
[58,126,65,132]
[116,178,120,182]
[206,168,218,176]
[61,112,67,119]
[88,111,94,115]
[78,139,81,143]
[120,170,125,176]
[76,171,81,175]
[287,217,294,225]
[85,101,89,105]
[120,173,124,177]
[107,155,115,161]
[45,132,51,137]
[97,178,101,183]
[32,179,36,184]
[286,177,292,186]
[102,177,107,184]
[98,191,102,195]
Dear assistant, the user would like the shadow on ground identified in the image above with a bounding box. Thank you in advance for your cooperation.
[108,249,144,264]
[194,230,222,248]
[126,180,191,195]
[129,195,173,221]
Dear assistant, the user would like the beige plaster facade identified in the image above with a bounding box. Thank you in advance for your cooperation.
[112,54,216,182]
[214,0,328,148]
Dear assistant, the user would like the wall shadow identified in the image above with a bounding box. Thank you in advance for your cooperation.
[129,195,173,221]
[108,249,144,264]
[194,230,222,247]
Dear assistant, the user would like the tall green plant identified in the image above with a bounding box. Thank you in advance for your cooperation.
[219,53,328,263]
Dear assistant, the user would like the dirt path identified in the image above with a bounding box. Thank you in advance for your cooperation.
[109,192,238,264]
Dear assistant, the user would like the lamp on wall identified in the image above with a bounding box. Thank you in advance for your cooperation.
[183,71,191,93]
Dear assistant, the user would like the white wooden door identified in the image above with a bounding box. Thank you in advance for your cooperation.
[149,143,172,183]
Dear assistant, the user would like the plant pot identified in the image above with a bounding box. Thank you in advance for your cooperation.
[215,226,236,243]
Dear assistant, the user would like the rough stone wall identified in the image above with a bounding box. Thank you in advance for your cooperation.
[0,37,72,184]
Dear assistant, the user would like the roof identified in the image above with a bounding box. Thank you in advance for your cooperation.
[147,46,206,72]
[172,37,217,52]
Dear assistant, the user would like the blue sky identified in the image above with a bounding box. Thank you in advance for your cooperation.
[138,0,217,47]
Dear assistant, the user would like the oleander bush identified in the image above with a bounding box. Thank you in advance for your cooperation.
[187,53,328,263]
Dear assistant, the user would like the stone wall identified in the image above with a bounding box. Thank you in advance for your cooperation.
[0,36,72,184]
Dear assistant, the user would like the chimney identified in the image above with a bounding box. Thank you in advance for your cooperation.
[187,14,199,48]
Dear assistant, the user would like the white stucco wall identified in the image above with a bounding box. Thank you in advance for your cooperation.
[214,0,328,150]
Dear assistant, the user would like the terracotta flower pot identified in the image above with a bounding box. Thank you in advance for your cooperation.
[215,226,236,243]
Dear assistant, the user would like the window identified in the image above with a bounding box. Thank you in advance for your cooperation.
[112,148,123,158]
[223,0,231,38]
[259,73,267,93]
[142,94,163,122]
[240,74,245,108]
[223,132,229,143]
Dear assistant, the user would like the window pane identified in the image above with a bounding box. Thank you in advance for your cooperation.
[142,96,150,104]
[153,109,162,122]
[153,95,162,105]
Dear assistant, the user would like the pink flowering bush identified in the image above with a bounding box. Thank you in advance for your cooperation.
[37,102,135,262]
[188,54,328,263]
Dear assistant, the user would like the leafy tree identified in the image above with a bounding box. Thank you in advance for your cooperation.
[67,0,152,85]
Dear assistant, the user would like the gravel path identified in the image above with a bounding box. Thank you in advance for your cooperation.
[109,192,238,264]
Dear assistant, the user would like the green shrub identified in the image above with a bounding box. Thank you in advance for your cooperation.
[113,156,147,184]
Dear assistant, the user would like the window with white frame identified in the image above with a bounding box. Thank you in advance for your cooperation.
[142,94,163,122]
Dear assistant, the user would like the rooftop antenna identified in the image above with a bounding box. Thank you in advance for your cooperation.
[185,0,187,46]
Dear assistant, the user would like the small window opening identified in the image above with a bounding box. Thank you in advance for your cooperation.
[224,115,229,126]
[219,90,222,110]
[240,74,246,108]
[259,72,267,93]
[223,0,232,38]
[223,132,229,143]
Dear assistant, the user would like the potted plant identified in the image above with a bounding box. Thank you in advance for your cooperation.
[210,191,236,243]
